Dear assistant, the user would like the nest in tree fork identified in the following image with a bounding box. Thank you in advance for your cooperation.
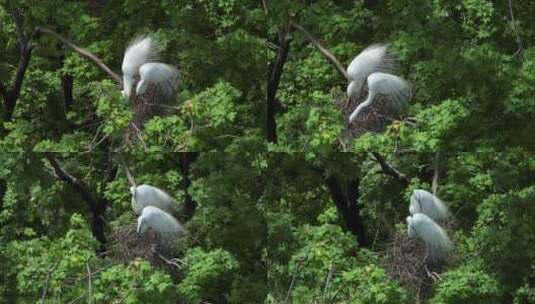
[381,231,439,302]
[337,83,400,139]
[125,83,174,145]
[109,226,182,278]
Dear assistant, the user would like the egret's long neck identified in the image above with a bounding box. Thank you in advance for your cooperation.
[349,91,375,123]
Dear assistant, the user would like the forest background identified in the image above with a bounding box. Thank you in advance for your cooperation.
[0,0,534,303]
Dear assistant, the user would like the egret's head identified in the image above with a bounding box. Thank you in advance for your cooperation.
[137,216,147,235]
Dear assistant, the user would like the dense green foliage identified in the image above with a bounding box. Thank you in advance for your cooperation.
[1,0,535,303]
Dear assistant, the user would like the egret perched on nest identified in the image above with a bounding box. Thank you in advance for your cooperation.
[346,44,411,124]
[121,35,179,99]
[406,213,452,263]
[137,206,185,250]
[130,184,179,215]
[410,189,449,223]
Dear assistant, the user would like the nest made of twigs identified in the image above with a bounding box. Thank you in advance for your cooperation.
[108,226,183,278]
[381,231,438,302]
[337,83,402,140]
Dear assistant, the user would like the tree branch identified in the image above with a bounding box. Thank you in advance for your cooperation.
[291,23,349,81]
[2,9,36,121]
[115,153,137,187]
[266,24,292,143]
[36,27,122,84]
[45,154,108,249]
[431,151,440,195]
[370,152,409,185]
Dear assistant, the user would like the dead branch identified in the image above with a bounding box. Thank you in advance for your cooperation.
[35,27,122,84]
[431,151,440,195]
[291,23,349,81]
[115,153,137,187]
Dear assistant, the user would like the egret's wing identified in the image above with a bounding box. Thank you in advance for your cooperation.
[137,63,179,97]
[368,72,411,109]
[121,35,161,98]
[347,44,395,81]
[122,36,161,74]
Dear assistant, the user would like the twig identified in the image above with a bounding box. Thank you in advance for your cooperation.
[322,261,334,301]
[291,23,349,81]
[508,0,523,56]
[370,152,409,185]
[86,262,93,304]
[431,151,440,195]
[115,153,137,187]
[284,257,304,303]
[36,27,122,84]
[40,262,59,303]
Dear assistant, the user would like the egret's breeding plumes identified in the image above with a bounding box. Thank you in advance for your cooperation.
[406,213,452,263]
[121,36,161,99]
[136,62,179,98]
[130,184,179,215]
[137,206,185,250]
[410,189,449,223]
[346,44,395,98]
[345,44,411,125]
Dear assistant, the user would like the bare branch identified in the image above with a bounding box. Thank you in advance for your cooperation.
[115,153,137,187]
[36,27,122,84]
[508,0,524,56]
[46,154,96,205]
[431,151,440,195]
[370,152,409,185]
[292,23,349,81]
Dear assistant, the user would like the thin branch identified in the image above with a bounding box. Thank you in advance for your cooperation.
[115,153,137,187]
[370,152,409,185]
[86,262,93,304]
[36,27,122,84]
[40,262,60,304]
[431,151,440,195]
[46,154,96,205]
[508,0,523,56]
[292,23,349,81]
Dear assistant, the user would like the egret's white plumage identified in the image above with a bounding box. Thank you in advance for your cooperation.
[346,44,394,98]
[137,206,185,247]
[130,184,178,215]
[410,189,449,223]
[348,72,410,123]
[407,213,452,262]
[135,63,179,97]
[121,36,160,98]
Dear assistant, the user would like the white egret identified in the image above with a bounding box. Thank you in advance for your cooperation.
[137,206,185,249]
[346,44,394,98]
[135,62,179,98]
[121,35,160,98]
[130,184,179,215]
[410,189,449,223]
[348,72,410,123]
[406,213,452,262]
[346,44,411,124]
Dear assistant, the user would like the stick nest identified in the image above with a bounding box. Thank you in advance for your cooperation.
[381,231,437,301]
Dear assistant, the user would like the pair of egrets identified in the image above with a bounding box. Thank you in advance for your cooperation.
[121,35,179,100]
[406,189,452,263]
[131,184,185,248]
[346,44,411,124]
